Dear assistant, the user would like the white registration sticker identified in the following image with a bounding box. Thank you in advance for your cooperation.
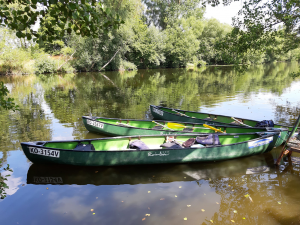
[153,108,164,116]
[248,137,273,149]
[87,119,104,129]
[29,147,60,158]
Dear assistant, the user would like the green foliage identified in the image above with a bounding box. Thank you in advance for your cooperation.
[164,16,203,67]
[0,81,19,111]
[203,0,300,71]
[0,27,35,74]
[35,54,57,74]
[0,0,124,43]
[0,161,13,199]
[119,59,137,71]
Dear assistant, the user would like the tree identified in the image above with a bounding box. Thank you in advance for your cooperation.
[0,0,124,43]
[203,0,300,65]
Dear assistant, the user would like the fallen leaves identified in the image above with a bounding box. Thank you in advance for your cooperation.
[210,220,213,223]
[91,209,94,212]
[244,194,253,202]
[175,195,177,197]
[145,214,150,216]
[278,201,281,204]
[233,210,237,214]
[148,191,151,193]
[201,209,205,212]
[183,217,187,220]
[179,186,182,188]
[46,187,49,190]
[216,202,219,204]
[142,218,146,221]
[231,220,235,223]
[187,205,191,207]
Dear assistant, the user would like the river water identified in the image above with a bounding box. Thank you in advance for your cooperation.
[0,62,300,225]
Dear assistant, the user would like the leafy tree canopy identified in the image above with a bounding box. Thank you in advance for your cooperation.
[204,0,299,57]
[0,0,124,44]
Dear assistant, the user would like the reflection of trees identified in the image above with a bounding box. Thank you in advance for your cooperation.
[0,75,52,151]
[272,102,300,126]
[206,152,300,225]
[33,62,300,139]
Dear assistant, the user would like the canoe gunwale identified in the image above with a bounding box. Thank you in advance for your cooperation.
[21,132,279,153]
[150,105,292,129]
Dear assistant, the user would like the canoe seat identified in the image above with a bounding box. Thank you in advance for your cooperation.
[204,117,212,121]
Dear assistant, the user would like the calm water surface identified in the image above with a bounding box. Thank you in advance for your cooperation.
[1,62,300,225]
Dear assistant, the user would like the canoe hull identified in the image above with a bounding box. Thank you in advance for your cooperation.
[21,133,279,166]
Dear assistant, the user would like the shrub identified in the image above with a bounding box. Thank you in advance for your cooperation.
[0,48,34,75]
[34,54,57,74]
[118,59,137,71]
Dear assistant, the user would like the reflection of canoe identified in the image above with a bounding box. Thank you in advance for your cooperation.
[27,153,275,185]
[150,105,295,131]
[21,132,279,166]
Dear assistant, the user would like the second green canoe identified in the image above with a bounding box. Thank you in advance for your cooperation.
[82,116,288,147]
[150,105,295,131]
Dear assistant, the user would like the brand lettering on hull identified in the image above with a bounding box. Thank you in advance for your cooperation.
[148,151,169,156]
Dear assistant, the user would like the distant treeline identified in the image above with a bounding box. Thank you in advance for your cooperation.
[1,0,300,75]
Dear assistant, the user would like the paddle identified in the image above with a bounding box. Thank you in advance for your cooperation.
[152,121,174,130]
[203,124,224,133]
[231,117,252,127]
[167,122,210,130]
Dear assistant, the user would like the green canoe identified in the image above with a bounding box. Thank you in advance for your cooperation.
[150,105,295,131]
[82,116,288,147]
[21,132,280,166]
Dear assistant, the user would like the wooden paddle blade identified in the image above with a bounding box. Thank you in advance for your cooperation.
[203,124,224,133]
[167,123,186,129]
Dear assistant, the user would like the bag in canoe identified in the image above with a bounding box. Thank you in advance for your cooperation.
[196,134,221,145]
[129,140,149,150]
[255,120,274,128]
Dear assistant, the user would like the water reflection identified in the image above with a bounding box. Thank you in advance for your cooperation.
[1,62,300,224]
[22,150,300,225]
[27,153,274,186]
